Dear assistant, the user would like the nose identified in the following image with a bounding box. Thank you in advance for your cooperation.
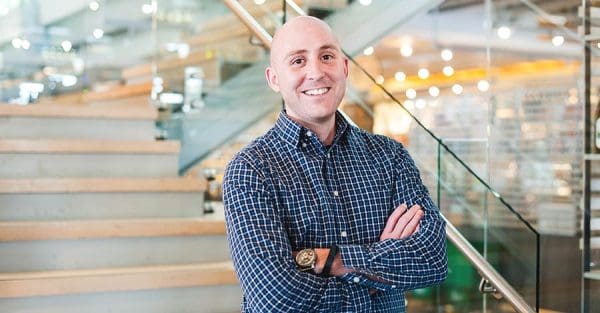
[306,59,325,81]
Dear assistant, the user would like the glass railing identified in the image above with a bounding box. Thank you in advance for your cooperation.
[150,0,286,173]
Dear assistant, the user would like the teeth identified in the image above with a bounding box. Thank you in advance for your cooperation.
[304,88,329,96]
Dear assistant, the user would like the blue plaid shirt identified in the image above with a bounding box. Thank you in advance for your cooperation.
[223,111,447,312]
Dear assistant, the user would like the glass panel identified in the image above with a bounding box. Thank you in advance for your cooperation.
[153,0,283,172]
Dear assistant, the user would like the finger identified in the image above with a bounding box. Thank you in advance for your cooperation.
[400,209,423,239]
[391,204,421,236]
[382,204,407,235]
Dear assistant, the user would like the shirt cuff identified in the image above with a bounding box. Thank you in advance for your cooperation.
[338,243,371,270]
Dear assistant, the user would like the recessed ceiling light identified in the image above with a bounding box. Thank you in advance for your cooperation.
[400,44,413,57]
[406,88,417,99]
[418,68,429,80]
[441,49,453,61]
[452,84,463,95]
[497,26,511,39]
[363,46,374,56]
[478,80,490,92]
[61,40,72,52]
[89,1,100,11]
[429,86,440,97]
[394,71,406,82]
[93,28,104,39]
[551,35,564,46]
[443,66,454,77]
[142,4,154,14]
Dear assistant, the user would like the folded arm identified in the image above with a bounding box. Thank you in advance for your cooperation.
[223,157,368,312]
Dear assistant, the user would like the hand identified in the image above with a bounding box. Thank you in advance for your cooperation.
[380,204,423,241]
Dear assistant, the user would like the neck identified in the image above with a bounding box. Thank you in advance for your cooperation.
[288,114,336,146]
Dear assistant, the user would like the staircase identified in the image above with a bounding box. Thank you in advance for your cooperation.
[0,103,241,313]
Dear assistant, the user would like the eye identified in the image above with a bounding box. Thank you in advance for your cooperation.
[291,58,305,66]
[321,54,334,62]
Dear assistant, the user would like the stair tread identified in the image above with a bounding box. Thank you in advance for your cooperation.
[0,104,157,120]
[0,139,180,154]
[584,270,600,280]
[0,218,225,241]
[0,261,237,298]
[0,178,206,193]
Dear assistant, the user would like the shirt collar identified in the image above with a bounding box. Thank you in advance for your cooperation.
[274,110,350,148]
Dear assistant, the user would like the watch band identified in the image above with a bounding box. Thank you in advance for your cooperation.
[322,245,339,276]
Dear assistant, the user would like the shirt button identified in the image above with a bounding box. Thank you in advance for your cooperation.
[392,285,397,289]
[306,131,313,137]
[302,143,307,148]
[353,277,360,283]
[341,231,347,237]
[333,191,339,197]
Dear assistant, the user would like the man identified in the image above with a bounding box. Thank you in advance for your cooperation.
[223,16,447,312]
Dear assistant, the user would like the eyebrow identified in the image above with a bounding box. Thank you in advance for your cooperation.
[283,44,340,60]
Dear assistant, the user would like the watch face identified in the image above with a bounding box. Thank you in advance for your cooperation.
[296,249,316,267]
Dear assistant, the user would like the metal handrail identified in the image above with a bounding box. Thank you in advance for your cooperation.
[446,220,535,313]
[223,1,537,312]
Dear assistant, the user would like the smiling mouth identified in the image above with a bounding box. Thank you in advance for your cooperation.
[302,87,330,96]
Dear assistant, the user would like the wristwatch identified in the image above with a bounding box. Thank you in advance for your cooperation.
[295,248,317,271]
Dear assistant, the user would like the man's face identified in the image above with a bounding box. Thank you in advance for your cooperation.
[266,18,348,125]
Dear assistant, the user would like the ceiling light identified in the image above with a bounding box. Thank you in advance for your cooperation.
[429,86,440,97]
[394,71,406,81]
[478,80,490,92]
[418,68,429,79]
[416,99,426,109]
[363,46,374,56]
[452,84,463,95]
[21,39,30,50]
[406,88,417,99]
[441,49,453,61]
[254,0,266,4]
[400,44,413,57]
[359,0,372,5]
[0,6,9,16]
[404,100,414,110]
[375,75,384,85]
[89,1,99,11]
[61,40,72,52]
[142,3,154,14]
[443,66,454,76]
[497,26,511,39]
[11,38,22,49]
[93,28,104,39]
[552,35,564,46]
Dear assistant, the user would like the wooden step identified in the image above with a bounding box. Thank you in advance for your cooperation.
[0,139,181,178]
[0,261,237,298]
[0,218,224,242]
[0,235,230,272]
[0,105,157,141]
[0,178,205,194]
[0,139,179,154]
[0,103,157,120]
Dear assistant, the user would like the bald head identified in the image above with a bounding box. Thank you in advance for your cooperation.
[270,16,341,68]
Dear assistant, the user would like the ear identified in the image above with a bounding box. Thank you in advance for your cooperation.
[343,57,349,78]
[265,67,280,93]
